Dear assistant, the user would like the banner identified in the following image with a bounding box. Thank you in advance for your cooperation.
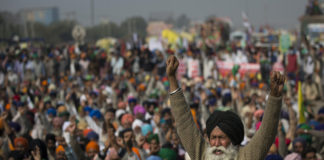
[216,61,260,77]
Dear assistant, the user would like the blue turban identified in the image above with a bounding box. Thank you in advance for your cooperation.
[47,108,57,116]
[8,122,21,132]
[141,124,153,136]
[86,131,99,141]
[83,106,93,113]
[90,110,102,120]
[265,154,283,160]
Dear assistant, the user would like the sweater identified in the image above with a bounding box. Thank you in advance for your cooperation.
[170,90,282,160]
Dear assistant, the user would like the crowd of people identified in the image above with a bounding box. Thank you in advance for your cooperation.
[0,28,323,160]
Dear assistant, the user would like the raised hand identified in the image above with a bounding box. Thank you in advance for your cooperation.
[66,122,76,135]
[270,71,286,97]
[166,55,179,78]
[31,146,41,160]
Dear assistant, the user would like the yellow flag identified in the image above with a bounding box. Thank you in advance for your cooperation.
[298,81,306,124]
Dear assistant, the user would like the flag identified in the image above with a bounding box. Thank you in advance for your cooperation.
[298,81,306,124]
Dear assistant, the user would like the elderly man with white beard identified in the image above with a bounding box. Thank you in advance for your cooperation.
[166,55,285,160]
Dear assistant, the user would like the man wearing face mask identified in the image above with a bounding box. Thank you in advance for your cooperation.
[166,55,285,160]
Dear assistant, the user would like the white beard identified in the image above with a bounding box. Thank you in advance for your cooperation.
[204,144,238,160]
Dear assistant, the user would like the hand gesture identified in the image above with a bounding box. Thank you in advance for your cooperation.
[0,112,8,121]
[284,97,292,107]
[18,107,27,115]
[31,146,41,160]
[66,122,76,135]
[270,71,285,97]
[166,55,179,77]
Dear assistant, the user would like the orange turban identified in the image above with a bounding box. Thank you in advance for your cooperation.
[83,128,93,137]
[57,106,67,113]
[138,84,146,91]
[86,141,99,153]
[121,114,134,125]
[14,137,29,149]
[56,145,65,154]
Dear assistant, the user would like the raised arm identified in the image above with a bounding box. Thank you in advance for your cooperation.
[239,72,285,160]
[167,55,208,160]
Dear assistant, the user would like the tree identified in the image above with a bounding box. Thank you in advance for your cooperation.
[120,16,147,39]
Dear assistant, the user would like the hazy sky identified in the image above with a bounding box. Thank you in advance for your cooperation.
[1,0,307,29]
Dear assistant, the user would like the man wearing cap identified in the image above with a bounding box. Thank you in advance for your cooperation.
[166,55,285,160]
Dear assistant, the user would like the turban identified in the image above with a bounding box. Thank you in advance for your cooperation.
[116,109,126,120]
[133,105,146,115]
[147,134,159,144]
[47,108,57,116]
[206,110,244,145]
[8,122,21,132]
[147,155,162,160]
[128,96,137,104]
[90,110,102,120]
[293,137,306,148]
[132,119,143,130]
[265,154,283,160]
[14,137,29,149]
[86,131,99,141]
[297,124,312,144]
[57,106,67,113]
[83,128,93,137]
[141,124,153,136]
[58,111,70,117]
[121,114,134,125]
[158,148,177,160]
[83,106,93,113]
[86,141,99,153]
[56,145,65,154]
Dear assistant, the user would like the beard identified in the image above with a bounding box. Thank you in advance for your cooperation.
[204,144,238,160]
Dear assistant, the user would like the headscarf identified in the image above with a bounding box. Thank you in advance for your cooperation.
[86,141,99,153]
[206,110,244,145]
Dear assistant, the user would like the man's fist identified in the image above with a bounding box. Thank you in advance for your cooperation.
[270,71,286,97]
[166,55,179,77]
